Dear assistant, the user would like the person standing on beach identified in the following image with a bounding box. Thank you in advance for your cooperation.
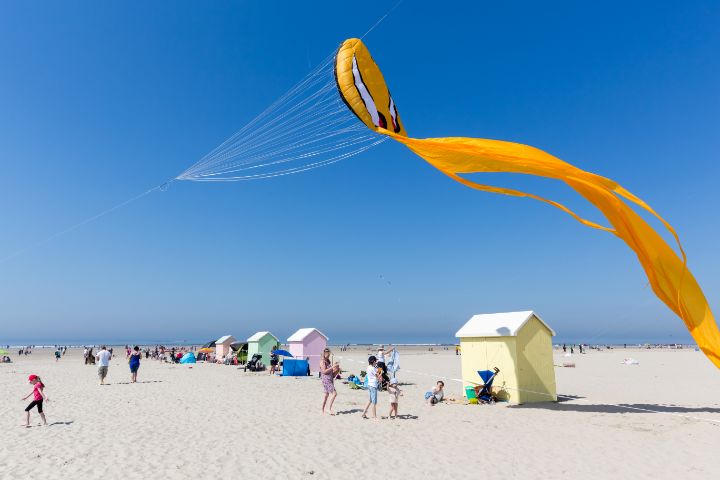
[387,378,402,419]
[129,346,141,383]
[22,375,48,427]
[269,349,279,375]
[362,356,381,420]
[319,348,340,415]
[376,345,395,389]
[96,346,112,385]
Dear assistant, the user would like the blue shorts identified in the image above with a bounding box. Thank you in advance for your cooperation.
[368,387,378,404]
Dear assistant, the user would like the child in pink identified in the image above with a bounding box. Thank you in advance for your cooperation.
[22,374,48,427]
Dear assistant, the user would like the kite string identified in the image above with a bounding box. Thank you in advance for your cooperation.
[361,0,405,39]
[0,182,168,266]
[177,58,387,182]
[0,4,405,263]
[179,1,407,183]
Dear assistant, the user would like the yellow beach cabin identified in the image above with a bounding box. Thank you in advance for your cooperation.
[455,311,557,404]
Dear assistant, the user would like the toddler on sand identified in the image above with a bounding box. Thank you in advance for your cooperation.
[387,378,402,418]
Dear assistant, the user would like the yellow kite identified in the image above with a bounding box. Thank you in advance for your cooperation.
[335,38,720,368]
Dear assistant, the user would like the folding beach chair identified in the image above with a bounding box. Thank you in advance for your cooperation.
[474,367,500,404]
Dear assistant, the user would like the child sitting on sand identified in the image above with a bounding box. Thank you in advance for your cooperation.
[22,374,48,427]
[387,378,402,418]
[424,380,445,406]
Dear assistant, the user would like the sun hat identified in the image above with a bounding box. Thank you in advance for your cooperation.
[28,374,38,381]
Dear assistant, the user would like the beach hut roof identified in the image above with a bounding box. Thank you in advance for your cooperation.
[247,331,279,342]
[216,335,235,344]
[287,328,328,342]
[455,311,555,338]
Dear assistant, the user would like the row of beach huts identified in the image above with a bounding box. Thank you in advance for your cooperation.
[207,311,560,405]
[212,327,328,367]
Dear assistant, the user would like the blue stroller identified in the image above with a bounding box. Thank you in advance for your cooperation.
[474,367,500,403]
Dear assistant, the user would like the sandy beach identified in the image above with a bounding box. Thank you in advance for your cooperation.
[1,346,718,479]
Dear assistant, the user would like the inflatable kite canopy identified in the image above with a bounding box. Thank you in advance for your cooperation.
[335,38,720,368]
[335,38,406,136]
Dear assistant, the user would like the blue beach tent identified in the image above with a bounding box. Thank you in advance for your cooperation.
[179,352,196,364]
[282,358,310,376]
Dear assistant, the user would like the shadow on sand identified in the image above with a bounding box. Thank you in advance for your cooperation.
[334,409,363,415]
[510,397,720,415]
[112,380,164,385]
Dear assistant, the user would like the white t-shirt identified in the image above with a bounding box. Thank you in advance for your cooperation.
[376,351,385,363]
[367,365,379,388]
[96,350,112,367]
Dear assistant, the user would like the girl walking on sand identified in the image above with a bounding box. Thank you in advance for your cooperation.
[22,375,48,427]
[319,348,340,415]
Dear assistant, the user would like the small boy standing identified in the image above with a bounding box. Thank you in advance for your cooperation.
[387,378,402,419]
[362,355,380,420]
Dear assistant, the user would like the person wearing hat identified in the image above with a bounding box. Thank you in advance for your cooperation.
[375,345,395,389]
[387,377,402,419]
[22,375,48,427]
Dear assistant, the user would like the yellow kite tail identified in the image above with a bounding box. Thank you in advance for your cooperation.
[385,132,720,368]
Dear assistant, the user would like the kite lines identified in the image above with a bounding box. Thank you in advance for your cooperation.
[176,52,387,182]
[0,4,404,266]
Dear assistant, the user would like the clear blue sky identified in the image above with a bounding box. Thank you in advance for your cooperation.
[0,1,718,345]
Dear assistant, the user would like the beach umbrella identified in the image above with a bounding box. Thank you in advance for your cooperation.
[201,340,216,349]
[272,349,293,357]
[198,347,214,354]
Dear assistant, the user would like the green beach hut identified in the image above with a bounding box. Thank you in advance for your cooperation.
[247,331,279,363]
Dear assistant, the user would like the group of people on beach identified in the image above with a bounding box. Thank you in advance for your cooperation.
[18,342,449,427]
[360,351,404,420]
[317,344,446,420]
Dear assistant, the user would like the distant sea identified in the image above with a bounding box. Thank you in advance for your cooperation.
[1,334,695,349]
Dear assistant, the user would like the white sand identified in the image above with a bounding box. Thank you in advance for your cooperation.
[1,346,718,479]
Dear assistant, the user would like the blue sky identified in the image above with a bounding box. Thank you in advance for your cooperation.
[0,1,718,345]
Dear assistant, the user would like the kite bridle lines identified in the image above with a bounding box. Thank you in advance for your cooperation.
[176,51,387,182]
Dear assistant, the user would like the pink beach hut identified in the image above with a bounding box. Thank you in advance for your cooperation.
[215,335,236,359]
[287,328,328,370]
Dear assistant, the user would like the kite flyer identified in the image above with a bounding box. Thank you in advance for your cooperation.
[22,374,48,427]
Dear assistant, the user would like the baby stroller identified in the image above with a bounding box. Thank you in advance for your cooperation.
[244,353,264,372]
[470,367,500,404]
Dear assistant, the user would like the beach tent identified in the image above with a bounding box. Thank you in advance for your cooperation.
[215,335,236,359]
[455,311,557,404]
[287,328,328,372]
[282,358,310,376]
[179,352,196,364]
[231,341,248,364]
[247,332,279,364]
